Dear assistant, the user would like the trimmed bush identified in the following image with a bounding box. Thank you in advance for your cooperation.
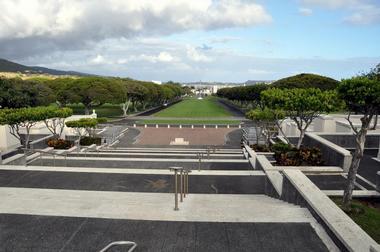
[250,144,272,152]
[272,143,324,166]
[80,136,101,146]
[47,138,73,149]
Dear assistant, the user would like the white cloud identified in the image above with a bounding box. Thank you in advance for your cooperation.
[89,54,107,65]
[300,0,380,24]
[186,46,212,62]
[298,8,313,16]
[0,0,272,58]
[157,52,175,62]
[208,36,241,44]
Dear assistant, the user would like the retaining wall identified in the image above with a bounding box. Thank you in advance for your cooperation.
[282,169,379,252]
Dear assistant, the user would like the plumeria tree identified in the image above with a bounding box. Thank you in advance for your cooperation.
[65,118,106,142]
[0,107,56,148]
[338,76,380,209]
[43,107,73,138]
[246,108,286,146]
[261,88,341,149]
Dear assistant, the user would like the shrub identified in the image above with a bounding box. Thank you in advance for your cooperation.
[47,138,73,149]
[250,144,272,152]
[273,143,324,166]
[271,142,294,153]
[80,136,101,146]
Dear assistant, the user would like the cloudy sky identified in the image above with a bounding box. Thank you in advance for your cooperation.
[1,0,379,82]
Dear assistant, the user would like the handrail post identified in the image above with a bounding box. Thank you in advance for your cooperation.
[180,169,184,202]
[198,153,202,171]
[170,167,180,211]
[184,168,191,197]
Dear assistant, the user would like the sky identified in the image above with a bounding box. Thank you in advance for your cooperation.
[0,0,379,82]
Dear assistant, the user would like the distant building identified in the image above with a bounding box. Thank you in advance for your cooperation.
[152,80,162,84]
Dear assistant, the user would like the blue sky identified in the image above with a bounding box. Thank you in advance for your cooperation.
[0,0,379,82]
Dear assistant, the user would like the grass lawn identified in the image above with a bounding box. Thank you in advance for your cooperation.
[153,96,233,118]
[331,197,380,242]
[139,119,241,125]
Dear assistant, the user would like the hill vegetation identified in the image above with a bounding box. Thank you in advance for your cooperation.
[271,73,339,90]
[0,58,89,77]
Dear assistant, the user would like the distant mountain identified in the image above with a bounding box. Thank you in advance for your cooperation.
[244,80,272,85]
[0,58,91,76]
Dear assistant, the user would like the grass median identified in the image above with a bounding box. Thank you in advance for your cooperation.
[138,119,241,125]
[153,96,232,118]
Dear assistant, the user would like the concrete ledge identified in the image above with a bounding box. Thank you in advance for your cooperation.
[323,190,380,198]
[26,152,40,162]
[305,133,352,172]
[256,155,283,197]
[2,154,26,165]
[283,169,379,251]
[272,166,343,173]
[29,134,54,149]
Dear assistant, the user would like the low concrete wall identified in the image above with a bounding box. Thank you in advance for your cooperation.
[29,135,54,150]
[319,133,380,149]
[256,155,283,198]
[303,133,352,172]
[2,154,26,165]
[282,169,379,252]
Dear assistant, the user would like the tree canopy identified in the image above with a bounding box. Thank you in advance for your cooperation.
[0,77,55,108]
[271,73,339,90]
[261,88,341,148]
[337,76,380,208]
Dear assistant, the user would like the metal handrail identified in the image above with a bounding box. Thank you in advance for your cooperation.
[99,241,137,252]
[169,167,191,211]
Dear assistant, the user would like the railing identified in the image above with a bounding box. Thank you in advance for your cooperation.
[196,153,204,171]
[23,148,68,167]
[99,241,137,252]
[170,167,191,211]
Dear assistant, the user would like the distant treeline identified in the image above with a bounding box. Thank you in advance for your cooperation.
[0,76,191,116]
[216,73,339,109]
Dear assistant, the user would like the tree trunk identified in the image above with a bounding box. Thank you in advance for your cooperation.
[342,130,367,209]
[255,125,261,145]
[25,126,31,149]
[296,129,306,149]
[121,99,131,117]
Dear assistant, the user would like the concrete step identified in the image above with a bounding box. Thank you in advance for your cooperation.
[28,157,253,170]
[0,188,310,223]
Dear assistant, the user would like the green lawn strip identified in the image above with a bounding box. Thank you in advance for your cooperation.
[154,96,232,118]
[331,197,380,243]
[138,119,241,125]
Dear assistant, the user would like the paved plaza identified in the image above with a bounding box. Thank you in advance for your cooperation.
[116,127,242,147]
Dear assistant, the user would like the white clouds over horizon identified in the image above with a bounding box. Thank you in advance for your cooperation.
[300,0,380,24]
[0,0,272,59]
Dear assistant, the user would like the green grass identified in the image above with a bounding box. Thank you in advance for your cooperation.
[139,119,241,125]
[154,97,232,118]
[332,198,380,242]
